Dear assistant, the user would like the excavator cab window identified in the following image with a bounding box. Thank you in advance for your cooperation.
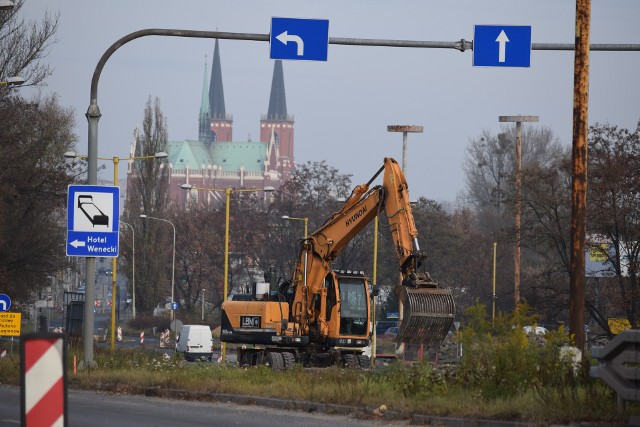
[325,274,336,321]
[338,277,368,337]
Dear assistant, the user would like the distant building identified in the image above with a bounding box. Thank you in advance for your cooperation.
[129,39,295,207]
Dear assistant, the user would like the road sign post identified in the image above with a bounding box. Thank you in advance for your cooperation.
[270,17,329,61]
[473,25,532,67]
[66,185,120,257]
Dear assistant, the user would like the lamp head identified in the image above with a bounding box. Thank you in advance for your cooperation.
[154,152,168,159]
[180,184,194,190]
[5,76,25,86]
[64,151,78,159]
[0,0,15,11]
[264,186,276,193]
[139,214,147,218]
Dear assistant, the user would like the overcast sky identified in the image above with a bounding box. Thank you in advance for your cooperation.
[19,0,640,202]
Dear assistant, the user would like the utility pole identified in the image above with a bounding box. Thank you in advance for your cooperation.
[498,115,539,311]
[570,0,591,351]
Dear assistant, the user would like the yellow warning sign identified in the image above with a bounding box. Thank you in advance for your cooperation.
[0,312,21,336]
[589,244,609,262]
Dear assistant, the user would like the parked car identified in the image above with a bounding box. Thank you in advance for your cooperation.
[175,325,214,361]
[523,325,548,336]
[382,326,399,338]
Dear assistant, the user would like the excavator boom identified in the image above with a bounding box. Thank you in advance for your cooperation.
[292,157,455,349]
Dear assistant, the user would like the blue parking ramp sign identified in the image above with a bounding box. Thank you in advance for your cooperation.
[270,17,329,61]
[473,25,532,67]
[66,185,120,257]
[0,294,11,312]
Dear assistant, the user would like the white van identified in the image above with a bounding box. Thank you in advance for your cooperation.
[175,325,213,361]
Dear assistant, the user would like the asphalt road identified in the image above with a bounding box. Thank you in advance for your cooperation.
[0,386,403,427]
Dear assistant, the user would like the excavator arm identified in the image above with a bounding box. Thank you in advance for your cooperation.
[290,158,455,348]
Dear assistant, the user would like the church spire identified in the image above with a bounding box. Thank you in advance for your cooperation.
[207,39,233,141]
[267,60,287,120]
[260,60,294,180]
[209,39,226,120]
[198,56,211,143]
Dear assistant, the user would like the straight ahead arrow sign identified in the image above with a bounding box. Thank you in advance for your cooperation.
[473,25,531,68]
[496,30,509,63]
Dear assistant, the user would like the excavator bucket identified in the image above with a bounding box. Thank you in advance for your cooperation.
[396,287,455,348]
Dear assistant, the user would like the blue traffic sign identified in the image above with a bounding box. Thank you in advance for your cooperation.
[171,302,179,311]
[270,17,329,61]
[473,25,532,67]
[66,185,120,257]
[0,294,11,312]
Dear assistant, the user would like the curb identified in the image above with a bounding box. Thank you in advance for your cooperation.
[142,386,537,427]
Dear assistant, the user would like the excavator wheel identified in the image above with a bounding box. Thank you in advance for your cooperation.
[397,286,455,349]
[282,352,296,369]
[357,354,370,370]
[343,354,359,369]
[266,352,285,371]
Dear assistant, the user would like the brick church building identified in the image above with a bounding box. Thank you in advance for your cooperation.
[131,39,295,207]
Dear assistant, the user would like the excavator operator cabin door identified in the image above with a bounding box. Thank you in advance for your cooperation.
[337,275,369,337]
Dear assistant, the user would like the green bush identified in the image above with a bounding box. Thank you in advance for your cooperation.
[455,301,579,399]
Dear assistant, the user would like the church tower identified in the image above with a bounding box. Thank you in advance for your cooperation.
[260,60,294,179]
[198,56,212,144]
[209,39,233,142]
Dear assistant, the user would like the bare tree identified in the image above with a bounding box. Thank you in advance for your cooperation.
[463,126,573,322]
[587,120,640,330]
[0,94,77,302]
[0,0,58,87]
[122,96,170,314]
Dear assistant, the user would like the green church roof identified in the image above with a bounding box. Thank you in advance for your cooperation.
[168,139,268,174]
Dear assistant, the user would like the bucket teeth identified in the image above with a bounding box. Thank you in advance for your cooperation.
[397,287,455,348]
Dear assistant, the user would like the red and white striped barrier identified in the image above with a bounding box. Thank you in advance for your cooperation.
[159,331,166,348]
[140,331,144,345]
[117,327,122,342]
[21,333,66,427]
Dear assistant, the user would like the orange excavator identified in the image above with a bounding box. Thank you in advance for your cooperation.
[220,158,455,369]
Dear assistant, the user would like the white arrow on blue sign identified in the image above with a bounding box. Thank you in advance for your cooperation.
[0,294,11,312]
[270,17,329,61]
[473,25,532,68]
[66,185,120,257]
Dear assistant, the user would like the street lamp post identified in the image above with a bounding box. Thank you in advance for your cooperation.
[498,115,539,312]
[387,124,423,359]
[281,215,308,239]
[387,125,424,176]
[139,214,176,324]
[120,221,135,320]
[281,215,309,307]
[180,184,275,363]
[65,151,167,350]
[201,289,205,322]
